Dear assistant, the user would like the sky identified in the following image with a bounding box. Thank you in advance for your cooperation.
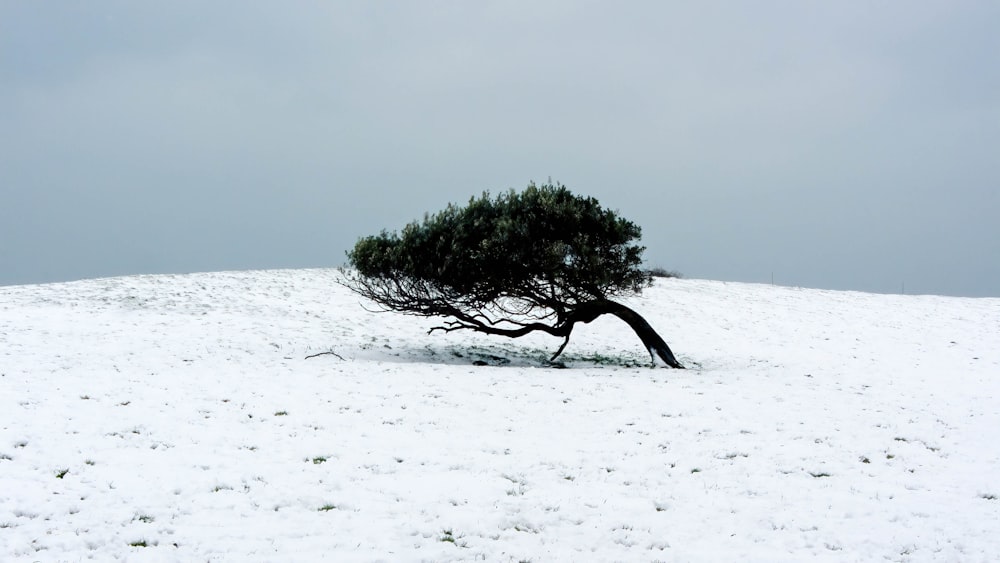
[2,1,998,296]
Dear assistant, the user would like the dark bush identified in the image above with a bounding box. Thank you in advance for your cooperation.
[648,267,683,279]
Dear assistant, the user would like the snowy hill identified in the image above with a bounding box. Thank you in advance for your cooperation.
[1,269,998,561]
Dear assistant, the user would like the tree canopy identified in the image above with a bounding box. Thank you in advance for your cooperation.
[344,182,684,368]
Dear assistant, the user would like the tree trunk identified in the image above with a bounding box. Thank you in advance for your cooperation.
[604,301,684,368]
[554,300,684,368]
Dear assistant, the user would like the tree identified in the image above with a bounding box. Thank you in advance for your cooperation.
[342,182,684,368]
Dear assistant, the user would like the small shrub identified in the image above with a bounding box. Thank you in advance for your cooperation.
[647,267,683,279]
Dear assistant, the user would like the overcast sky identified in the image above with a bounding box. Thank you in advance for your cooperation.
[2,1,998,296]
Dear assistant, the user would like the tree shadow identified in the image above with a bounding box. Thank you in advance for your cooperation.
[388,342,653,369]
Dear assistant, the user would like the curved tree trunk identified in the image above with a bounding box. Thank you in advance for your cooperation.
[603,301,684,368]
[552,300,684,368]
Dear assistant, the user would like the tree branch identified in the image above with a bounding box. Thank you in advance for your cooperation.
[305,350,345,360]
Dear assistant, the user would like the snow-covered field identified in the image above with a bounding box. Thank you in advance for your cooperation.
[1,269,998,562]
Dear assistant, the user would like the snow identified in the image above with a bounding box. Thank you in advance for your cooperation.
[1,268,998,561]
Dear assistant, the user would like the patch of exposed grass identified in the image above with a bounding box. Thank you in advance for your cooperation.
[575,352,645,368]
[439,529,467,546]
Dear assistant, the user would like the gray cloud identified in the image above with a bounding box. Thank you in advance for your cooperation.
[2,1,997,296]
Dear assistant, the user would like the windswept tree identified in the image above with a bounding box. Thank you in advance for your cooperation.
[343,182,684,368]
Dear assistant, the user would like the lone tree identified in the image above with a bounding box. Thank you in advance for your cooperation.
[343,182,684,368]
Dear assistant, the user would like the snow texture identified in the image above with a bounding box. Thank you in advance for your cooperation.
[1,269,998,561]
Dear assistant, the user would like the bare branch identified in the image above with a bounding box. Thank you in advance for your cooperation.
[305,350,345,360]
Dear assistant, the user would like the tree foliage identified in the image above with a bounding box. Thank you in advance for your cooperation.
[344,182,683,368]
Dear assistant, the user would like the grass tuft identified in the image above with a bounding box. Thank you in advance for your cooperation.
[439,529,467,546]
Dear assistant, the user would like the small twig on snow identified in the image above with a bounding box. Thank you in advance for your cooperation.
[305,350,345,361]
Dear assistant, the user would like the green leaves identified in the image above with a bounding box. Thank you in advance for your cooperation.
[346,181,650,310]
